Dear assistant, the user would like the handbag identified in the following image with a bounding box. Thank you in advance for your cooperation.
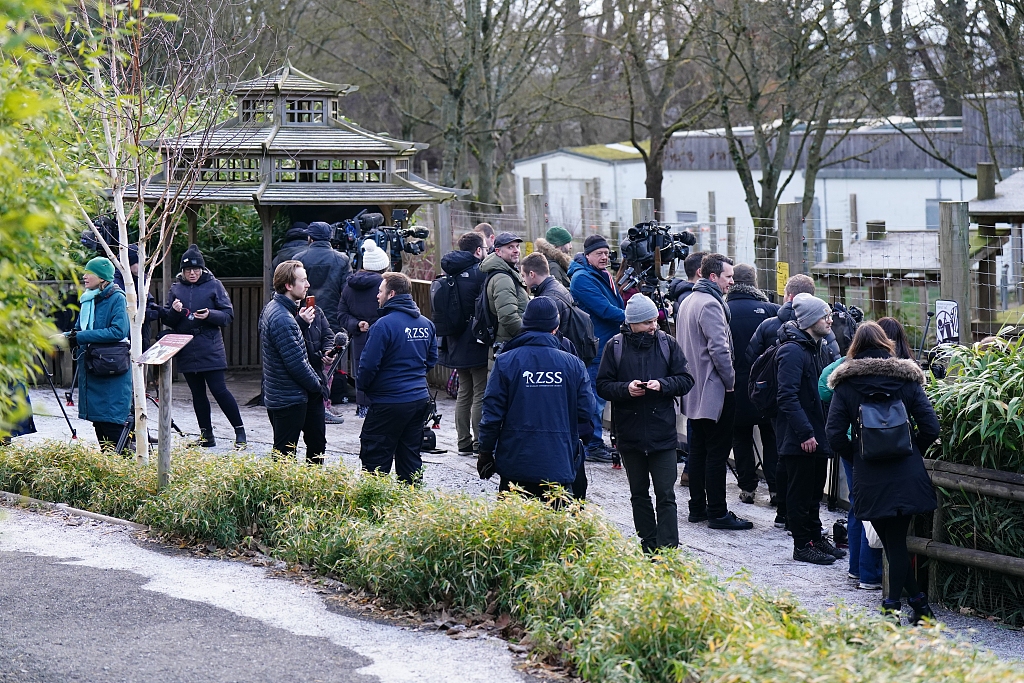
[863,520,883,549]
[85,342,131,376]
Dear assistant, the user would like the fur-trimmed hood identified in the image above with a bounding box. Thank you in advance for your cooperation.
[827,356,925,389]
[726,283,769,302]
[534,238,572,272]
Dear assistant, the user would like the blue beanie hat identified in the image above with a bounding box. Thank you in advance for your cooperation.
[522,297,560,332]
[307,221,332,241]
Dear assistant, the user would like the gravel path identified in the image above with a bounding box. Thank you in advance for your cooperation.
[18,375,1024,661]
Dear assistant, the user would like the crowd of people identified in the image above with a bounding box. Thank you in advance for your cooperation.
[52,219,948,625]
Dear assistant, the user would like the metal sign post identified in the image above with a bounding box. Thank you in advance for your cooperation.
[138,334,193,489]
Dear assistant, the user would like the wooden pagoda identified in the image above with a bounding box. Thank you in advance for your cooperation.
[136,61,455,299]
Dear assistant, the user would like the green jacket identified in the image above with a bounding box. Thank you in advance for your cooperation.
[75,283,133,425]
[818,357,844,403]
[480,252,529,344]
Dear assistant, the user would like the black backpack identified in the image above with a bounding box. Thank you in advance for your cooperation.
[430,274,465,337]
[471,271,504,348]
[858,392,914,460]
[546,290,599,365]
[747,340,797,419]
[610,331,671,368]
[830,302,860,356]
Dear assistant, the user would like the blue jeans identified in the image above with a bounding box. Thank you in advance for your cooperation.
[843,459,883,583]
[586,360,605,450]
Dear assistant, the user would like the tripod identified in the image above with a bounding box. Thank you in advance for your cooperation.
[41,365,77,439]
[115,392,186,455]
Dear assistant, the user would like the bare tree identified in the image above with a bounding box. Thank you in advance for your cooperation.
[47,0,255,459]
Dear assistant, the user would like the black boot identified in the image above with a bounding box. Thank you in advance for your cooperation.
[881,598,902,625]
[200,428,216,448]
[908,593,934,625]
[234,426,246,450]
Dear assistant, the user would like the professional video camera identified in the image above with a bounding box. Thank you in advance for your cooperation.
[331,208,430,272]
[617,220,696,295]
[81,216,119,253]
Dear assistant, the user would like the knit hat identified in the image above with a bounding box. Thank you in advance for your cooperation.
[792,293,831,329]
[584,234,609,255]
[521,297,560,332]
[624,294,659,324]
[545,226,572,248]
[284,222,309,241]
[733,263,756,286]
[180,244,205,270]
[84,256,115,282]
[360,240,391,272]
[493,231,523,249]
[307,221,332,241]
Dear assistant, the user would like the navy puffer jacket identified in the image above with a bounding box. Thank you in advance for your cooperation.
[162,270,233,373]
[479,331,594,485]
[259,294,324,410]
[438,250,487,369]
[774,322,831,457]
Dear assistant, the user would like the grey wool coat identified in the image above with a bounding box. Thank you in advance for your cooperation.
[675,289,735,421]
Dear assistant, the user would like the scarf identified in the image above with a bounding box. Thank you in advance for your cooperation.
[692,278,731,323]
[78,287,102,331]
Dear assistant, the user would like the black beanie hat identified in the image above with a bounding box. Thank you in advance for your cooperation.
[181,244,205,269]
[284,222,309,241]
[522,297,560,332]
[584,234,610,255]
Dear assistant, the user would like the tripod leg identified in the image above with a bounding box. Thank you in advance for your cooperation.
[44,369,77,439]
[115,417,134,455]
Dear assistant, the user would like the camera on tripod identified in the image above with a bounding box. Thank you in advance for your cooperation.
[617,220,696,293]
[331,208,430,272]
[81,215,119,253]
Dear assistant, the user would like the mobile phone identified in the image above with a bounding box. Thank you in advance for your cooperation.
[195,308,209,315]
[305,295,315,308]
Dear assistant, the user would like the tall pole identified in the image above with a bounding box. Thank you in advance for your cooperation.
[158,360,172,490]
[939,201,972,342]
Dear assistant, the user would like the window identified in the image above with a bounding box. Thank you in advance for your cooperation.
[330,99,339,120]
[240,99,274,123]
[285,99,325,124]
[174,155,260,182]
[676,211,698,223]
[394,158,409,179]
[926,198,950,230]
[273,157,385,183]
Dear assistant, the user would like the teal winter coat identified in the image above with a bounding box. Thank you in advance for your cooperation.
[75,283,132,425]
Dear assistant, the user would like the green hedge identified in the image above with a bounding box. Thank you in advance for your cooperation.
[1,441,1022,683]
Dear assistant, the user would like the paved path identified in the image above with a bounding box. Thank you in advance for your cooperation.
[0,507,534,683]
[18,375,1024,661]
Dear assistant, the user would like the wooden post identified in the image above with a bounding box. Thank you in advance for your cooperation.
[754,217,778,296]
[1014,223,1024,305]
[826,228,844,263]
[708,191,717,252]
[158,359,172,490]
[421,160,429,181]
[186,205,198,246]
[257,203,278,302]
[431,201,453,277]
[526,193,545,244]
[849,193,858,240]
[778,202,804,275]
[541,163,549,205]
[632,198,655,226]
[726,217,736,261]
[977,162,996,200]
[869,280,888,319]
[929,490,945,603]
[939,201,972,343]
[978,254,997,324]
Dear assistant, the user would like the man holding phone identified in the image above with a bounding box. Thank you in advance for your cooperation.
[596,294,694,553]
[260,260,334,463]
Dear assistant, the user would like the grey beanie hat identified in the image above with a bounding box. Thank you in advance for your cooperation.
[792,293,831,329]
[624,294,659,324]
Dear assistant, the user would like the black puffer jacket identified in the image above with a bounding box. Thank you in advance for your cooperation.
[726,284,779,422]
[532,275,573,333]
[273,237,310,269]
[774,322,831,457]
[259,293,323,410]
[826,352,939,521]
[747,300,840,366]
[667,278,695,321]
[596,329,694,453]
[299,307,335,374]
[338,270,384,405]
[162,270,233,373]
[438,250,488,369]
[294,240,351,331]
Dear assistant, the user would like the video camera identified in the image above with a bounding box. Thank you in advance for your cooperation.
[617,220,696,294]
[331,208,430,272]
[81,216,119,254]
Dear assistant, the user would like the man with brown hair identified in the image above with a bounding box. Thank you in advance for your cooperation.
[259,260,333,462]
[473,222,496,252]
[358,272,438,484]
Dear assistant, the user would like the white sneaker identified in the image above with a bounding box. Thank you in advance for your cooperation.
[858,581,883,590]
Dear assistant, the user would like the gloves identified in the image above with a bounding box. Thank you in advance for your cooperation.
[477,451,496,480]
[64,330,78,347]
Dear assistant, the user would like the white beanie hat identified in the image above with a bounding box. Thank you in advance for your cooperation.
[360,240,390,272]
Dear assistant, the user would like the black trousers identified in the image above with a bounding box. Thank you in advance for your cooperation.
[360,399,429,484]
[688,392,735,519]
[873,514,921,600]
[93,421,127,449]
[267,395,326,463]
[783,454,828,548]
[498,468,584,510]
[620,447,678,551]
[732,420,779,493]
[183,370,243,430]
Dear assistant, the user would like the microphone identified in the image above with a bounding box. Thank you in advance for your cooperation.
[334,330,349,352]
